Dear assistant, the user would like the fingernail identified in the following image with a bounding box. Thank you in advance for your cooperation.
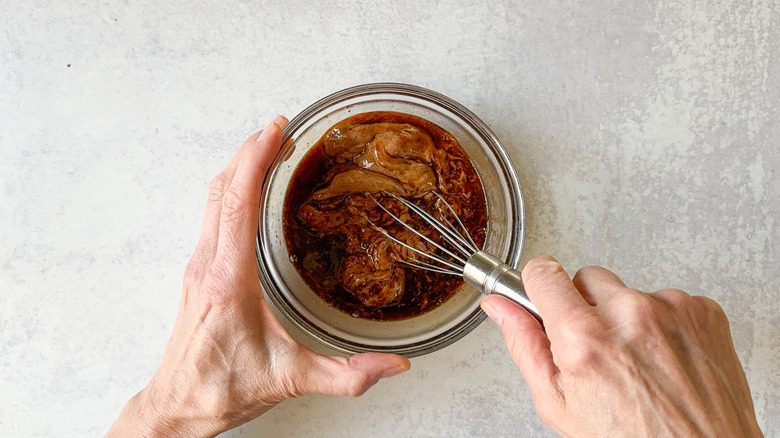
[257,121,279,142]
[379,363,410,379]
[272,115,286,127]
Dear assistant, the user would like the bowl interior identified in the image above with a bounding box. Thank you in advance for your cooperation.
[258,85,523,356]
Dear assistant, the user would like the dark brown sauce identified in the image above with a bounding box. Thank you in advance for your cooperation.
[283,111,487,320]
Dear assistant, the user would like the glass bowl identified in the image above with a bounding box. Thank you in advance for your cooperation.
[256,83,524,357]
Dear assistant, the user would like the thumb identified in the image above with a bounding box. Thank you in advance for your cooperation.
[299,352,411,397]
[481,295,563,408]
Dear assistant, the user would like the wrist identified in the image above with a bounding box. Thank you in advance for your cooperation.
[106,387,173,438]
[107,379,226,438]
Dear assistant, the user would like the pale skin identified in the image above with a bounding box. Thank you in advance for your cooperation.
[108,117,763,437]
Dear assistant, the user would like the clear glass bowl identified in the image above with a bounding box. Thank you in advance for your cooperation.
[256,83,524,357]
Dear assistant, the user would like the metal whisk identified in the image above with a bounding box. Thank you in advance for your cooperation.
[368,192,541,321]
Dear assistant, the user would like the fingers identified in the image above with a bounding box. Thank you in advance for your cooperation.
[214,117,287,269]
[481,294,562,407]
[194,117,288,274]
[522,255,589,325]
[571,266,627,306]
[300,352,411,397]
[194,129,265,264]
[200,129,265,243]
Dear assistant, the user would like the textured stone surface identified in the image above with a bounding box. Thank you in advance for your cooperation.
[1,1,777,436]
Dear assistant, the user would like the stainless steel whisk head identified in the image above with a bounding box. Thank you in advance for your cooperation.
[368,191,478,276]
[367,191,541,320]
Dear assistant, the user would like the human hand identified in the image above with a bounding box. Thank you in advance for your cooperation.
[481,255,762,437]
[107,117,410,437]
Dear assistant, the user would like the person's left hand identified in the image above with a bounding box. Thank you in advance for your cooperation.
[107,117,411,438]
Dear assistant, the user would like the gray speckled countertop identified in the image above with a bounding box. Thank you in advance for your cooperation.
[1,1,778,436]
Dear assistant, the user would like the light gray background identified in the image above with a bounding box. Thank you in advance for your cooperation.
[2,1,778,436]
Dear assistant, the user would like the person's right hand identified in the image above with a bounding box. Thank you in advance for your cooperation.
[481,255,763,437]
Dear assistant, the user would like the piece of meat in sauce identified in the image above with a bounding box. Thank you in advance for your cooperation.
[299,195,415,308]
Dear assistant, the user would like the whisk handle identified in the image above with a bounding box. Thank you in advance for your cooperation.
[464,251,542,322]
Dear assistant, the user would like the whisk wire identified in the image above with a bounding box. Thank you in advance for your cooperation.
[397,259,463,276]
[430,191,479,252]
[365,218,464,272]
[383,193,476,259]
[364,203,467,269]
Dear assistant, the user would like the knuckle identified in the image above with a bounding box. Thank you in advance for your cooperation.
[522,257,566,288]
[693,295,728,322]
[344,372,373,397]
[559,311,600,341]
[183,245,210,285]
[693,295,721,311]
[336,357,377,397]
[572,265,626,292]
[200,263,236,303]
[572,265,602,281]
[612,292,667,339]
[220,185,248,225]
[571,266,603,292]
[558,336,602,371]
[506,330,532,359]
[183,259,202,286]
[273,350,308,400]
[619,292,657,321]
[201,279,226,302]
[208,173,231,204]
[553,313,604,370]
[278,377,305,399]
[654,288,691,308]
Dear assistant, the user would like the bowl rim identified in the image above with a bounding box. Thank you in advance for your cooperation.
[255,82,525,357]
